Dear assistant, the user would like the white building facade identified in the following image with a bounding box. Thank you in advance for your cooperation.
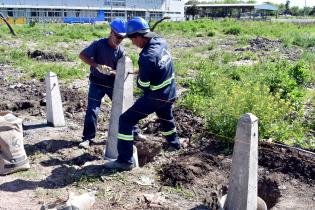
[0,0,187,23]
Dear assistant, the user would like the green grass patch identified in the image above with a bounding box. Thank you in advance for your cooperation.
[0,46,85,80]
[180,58,314,149]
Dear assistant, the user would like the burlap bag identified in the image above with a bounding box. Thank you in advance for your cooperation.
[0,112,30,175]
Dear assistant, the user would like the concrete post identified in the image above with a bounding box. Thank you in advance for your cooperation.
[45,71,65,127]
[224,113,258,210]
[104,56,134,160]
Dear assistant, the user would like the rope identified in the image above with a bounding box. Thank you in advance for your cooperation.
[88,79,178,122]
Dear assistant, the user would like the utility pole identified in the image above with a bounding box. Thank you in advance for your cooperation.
[304,0,307,16]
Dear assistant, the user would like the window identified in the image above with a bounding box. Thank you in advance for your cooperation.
[8,8,13,17]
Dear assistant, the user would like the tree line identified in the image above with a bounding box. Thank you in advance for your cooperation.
[186,0,315,17]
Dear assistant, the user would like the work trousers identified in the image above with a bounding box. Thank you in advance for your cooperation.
[82,82,113,140]
[117,94,179,164]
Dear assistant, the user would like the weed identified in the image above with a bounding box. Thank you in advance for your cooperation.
[16,169,41,179]
[195,32,203,37]
[207,31,215,37]
[162,185,196,199]
[224,27,241,35]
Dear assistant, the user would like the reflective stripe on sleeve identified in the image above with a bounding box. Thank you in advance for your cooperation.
[138,78,150,87]
[150,73,175,91]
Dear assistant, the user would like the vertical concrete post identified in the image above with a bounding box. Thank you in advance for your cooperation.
[224,113,258,210]
[45,71,65,127]
[104,56,135,161]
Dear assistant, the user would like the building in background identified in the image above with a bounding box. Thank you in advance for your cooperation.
[185,3,278,19]
[0,0,187,24]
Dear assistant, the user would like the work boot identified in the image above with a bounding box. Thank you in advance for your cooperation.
[134,132,147,142]
[164,138,189,151]
[104,160,135,171]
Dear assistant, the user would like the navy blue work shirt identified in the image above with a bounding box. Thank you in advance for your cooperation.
[82,38,124,86]
[137,37,176,99]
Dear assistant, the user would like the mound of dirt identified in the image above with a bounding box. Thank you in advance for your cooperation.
[159,152,220,186]
[235,36,303,61]
[139,107,206,139]
[248,36,282,52]
[27,50,68,61]
[259,142,315,183]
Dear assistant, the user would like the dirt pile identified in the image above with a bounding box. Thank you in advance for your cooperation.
[248,36,282,52]
[235,36,303,61]
[27,50,68,61]
[259,142,315,183]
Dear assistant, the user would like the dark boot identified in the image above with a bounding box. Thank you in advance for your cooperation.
[104,160,135,171]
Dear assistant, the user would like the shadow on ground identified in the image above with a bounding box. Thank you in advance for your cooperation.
[0,164,116,192]
[24,139,79,156]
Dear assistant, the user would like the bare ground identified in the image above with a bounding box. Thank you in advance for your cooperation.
[0,36,314,210]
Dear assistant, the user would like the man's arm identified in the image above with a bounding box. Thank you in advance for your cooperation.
[79,51,97,68]
[79,51,115,75]
[137,57,152,91]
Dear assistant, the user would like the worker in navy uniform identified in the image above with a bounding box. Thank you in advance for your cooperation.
[79,18,145,148]
[105,17,180,170]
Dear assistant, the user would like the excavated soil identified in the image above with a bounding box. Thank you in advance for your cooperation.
[28,50,68,61]
[235,36,303,61]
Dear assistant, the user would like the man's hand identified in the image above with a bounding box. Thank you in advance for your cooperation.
[132,69,139,74]
[96,64,114,75]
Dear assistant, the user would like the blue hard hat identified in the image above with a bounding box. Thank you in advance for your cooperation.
[110,18,127,37]
[126,17,150,37]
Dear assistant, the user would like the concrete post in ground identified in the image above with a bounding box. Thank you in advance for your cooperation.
[104,56,134,160]
[45,71,65,127]
[224,113,258,210]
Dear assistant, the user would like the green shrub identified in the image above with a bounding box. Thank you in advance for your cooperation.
[293,33,315,48]
[207,31,215,37]
[289,62,311,85]
[224,27,241,35]
[207,44,215,51]
[29,20,36,27]
[180,59,310,148]
[129,53,139,68]
[195,32,203,37]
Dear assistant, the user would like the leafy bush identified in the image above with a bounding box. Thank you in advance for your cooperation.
[224,27,241,35]
[207,31,215,37]
[289,62,311,85]
[29,20,36,27]
[292,33,315,48]
[180,59,312,148]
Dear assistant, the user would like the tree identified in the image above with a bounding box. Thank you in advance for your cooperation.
[185,0,198,5]
[310,6,315,16]
[285,0,290,15]
[290,6,301,16]
[185,4,199,20]
[304,7,312,16]
[277,3,285,15]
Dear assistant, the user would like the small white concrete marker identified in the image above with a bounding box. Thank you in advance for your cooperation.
[45,71,65,127]
[224,113,258,210]
[104,56,135,161]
